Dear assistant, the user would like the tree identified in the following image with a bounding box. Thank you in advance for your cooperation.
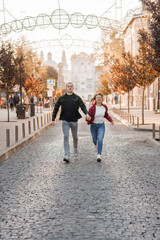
[24,76,47,98]
[44,65,58,91]
[110,53,137,113]
[0,42,17,121]
[95,30,124,103]
[96,71,111,96]
[135,30,158,124]
[95,30,124,66]
[146,0,160,73]
[14,37,47,100]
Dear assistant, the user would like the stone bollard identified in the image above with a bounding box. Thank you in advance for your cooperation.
[6,129,10,147]
[132,115,134,125]
[15,126,18,142]
[152,123,155,139]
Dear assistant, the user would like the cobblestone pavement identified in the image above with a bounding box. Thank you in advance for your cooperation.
[0,116,160,240]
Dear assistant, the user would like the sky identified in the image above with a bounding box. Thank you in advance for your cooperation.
[0,0,141,68]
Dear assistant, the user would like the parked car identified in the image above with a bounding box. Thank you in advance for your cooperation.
[0,100,7,109]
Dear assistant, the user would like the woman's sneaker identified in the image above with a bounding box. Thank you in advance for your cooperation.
[63,156,70,163]
[97,154,101,162]
[74,148,78,157]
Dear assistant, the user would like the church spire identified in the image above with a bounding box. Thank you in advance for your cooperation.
[61,50,68,70]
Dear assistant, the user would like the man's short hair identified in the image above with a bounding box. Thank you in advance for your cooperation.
[66,82,74,87]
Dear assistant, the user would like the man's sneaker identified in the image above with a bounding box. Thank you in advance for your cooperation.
[74,149,78,157]
[97,154,101,162]
[63,157,70,163]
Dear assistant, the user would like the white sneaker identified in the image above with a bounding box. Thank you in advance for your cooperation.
[97,154,101,162]
[74,149,78,157]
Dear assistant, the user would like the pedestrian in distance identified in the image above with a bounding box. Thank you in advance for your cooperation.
[13,93,19,107]
[86,93,114,162]
[9,95,14,111]
[52,82,91,163]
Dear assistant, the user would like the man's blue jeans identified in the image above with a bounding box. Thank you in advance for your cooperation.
[90,122,105,154]
[62,121,78,158]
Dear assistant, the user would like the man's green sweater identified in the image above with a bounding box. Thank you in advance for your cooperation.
[52,93,88,121]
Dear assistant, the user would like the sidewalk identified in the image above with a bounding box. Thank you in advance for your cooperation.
[109,104,160,152]
[109,104,160,131]
[0,106,53,161]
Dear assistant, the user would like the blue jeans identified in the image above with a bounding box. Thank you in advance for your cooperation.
[62,121,78,158]
[90,122,105,154]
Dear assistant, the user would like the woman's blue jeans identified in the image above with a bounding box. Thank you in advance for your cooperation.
[90,122,105,154]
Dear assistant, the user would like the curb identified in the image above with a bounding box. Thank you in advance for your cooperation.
[146,137,160,152]
[0,123,52,163]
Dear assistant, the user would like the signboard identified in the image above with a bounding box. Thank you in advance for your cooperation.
[47,79,55,86]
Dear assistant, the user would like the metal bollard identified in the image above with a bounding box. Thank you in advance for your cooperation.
[132,115,134,125]
[15,126,18,142]
[6,129,10,147]
[33,118,36,131]
[28,121,31,134]
[37,117,39,129]
[152,123,155,139]
[22,123,25,138]
[137,117,139,128]
[159,126,160,141]
[41,116,43,127]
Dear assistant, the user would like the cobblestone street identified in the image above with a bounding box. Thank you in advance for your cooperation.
[0,116,160,240]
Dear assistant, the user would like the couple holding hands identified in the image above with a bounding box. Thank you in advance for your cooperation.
[52,82,114,163]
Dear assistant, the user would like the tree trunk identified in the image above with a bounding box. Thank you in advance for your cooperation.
[7,85,10,122]
[128,91,130,113]
[120,94,121,110]
[142,89,145,125]
[19,64,22,105]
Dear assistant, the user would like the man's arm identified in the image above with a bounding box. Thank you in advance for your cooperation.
[52,98,61,122]
[78,97,88,115]
[78,97,91,120]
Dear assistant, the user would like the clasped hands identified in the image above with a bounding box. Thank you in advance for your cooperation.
[86,114,91,121]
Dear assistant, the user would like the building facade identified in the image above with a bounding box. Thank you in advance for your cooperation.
[71,52,96,101]
[123,10,158,110]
